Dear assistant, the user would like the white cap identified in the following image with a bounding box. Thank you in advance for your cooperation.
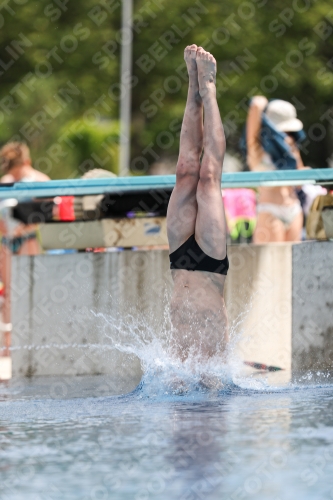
[265,99,303,132]
[81,168,117,179]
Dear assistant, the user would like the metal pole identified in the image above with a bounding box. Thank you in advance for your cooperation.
[119,0,133,177]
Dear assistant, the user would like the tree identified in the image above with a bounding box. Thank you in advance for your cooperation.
[130,0,333,170]
[1,0,333,178]
[0,0,121,178]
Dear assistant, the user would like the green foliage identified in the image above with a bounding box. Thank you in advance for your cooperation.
[1,0,333,178]
[0,0,120,179]
[130,0,333,169]
[60,119,119,178]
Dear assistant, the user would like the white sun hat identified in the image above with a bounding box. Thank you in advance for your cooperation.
[265,99,303,132]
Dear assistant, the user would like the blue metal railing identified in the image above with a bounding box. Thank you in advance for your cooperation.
[0,169,332,200]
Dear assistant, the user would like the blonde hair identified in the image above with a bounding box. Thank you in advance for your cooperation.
[0,142,31,174]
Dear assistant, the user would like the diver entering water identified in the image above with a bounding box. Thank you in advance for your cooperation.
[167,45,229,362]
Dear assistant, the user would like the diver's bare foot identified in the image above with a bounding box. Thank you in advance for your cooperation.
[184,44,201,105]
[184,44,198,78]
[196,47,216,98]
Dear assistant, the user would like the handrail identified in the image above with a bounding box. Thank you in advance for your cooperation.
[0,169,332,200]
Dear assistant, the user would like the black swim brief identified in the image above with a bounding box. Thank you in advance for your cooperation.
[169,234,229,275]
[1,232,37,254]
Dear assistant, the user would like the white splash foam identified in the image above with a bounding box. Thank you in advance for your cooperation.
[89,303,250,397]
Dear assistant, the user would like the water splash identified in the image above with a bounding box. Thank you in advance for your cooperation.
[11,285,328,396]
[7,293,286,397]
[88,304,262,398]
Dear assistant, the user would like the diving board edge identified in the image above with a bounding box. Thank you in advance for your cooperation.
[0,169,332,200]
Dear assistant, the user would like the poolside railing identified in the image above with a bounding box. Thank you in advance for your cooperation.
[0,168,332,200]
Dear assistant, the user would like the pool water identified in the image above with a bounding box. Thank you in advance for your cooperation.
[1,372,333,500]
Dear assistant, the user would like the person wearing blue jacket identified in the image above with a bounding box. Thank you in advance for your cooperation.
[245,97,308,243]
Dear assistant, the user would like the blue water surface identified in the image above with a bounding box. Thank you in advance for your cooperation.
[1,373,333,500]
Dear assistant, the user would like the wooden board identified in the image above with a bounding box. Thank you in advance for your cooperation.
[39,217,168,249]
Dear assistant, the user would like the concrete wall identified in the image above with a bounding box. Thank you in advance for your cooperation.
[292,241,333,371]
[225,244,292,384]
[9,241,333,383]
[11,250,172,390]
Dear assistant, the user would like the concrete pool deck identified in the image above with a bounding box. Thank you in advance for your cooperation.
[1,241,333,384]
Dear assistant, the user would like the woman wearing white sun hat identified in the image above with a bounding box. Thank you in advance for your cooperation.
[246,97,309,243]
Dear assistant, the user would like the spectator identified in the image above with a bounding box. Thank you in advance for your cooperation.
[0,142,50,254]
[245,97,308,243]
[0,142,49,356]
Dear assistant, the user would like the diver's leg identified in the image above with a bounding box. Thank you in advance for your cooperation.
[195,48,227,259]
[167,44,203,253]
